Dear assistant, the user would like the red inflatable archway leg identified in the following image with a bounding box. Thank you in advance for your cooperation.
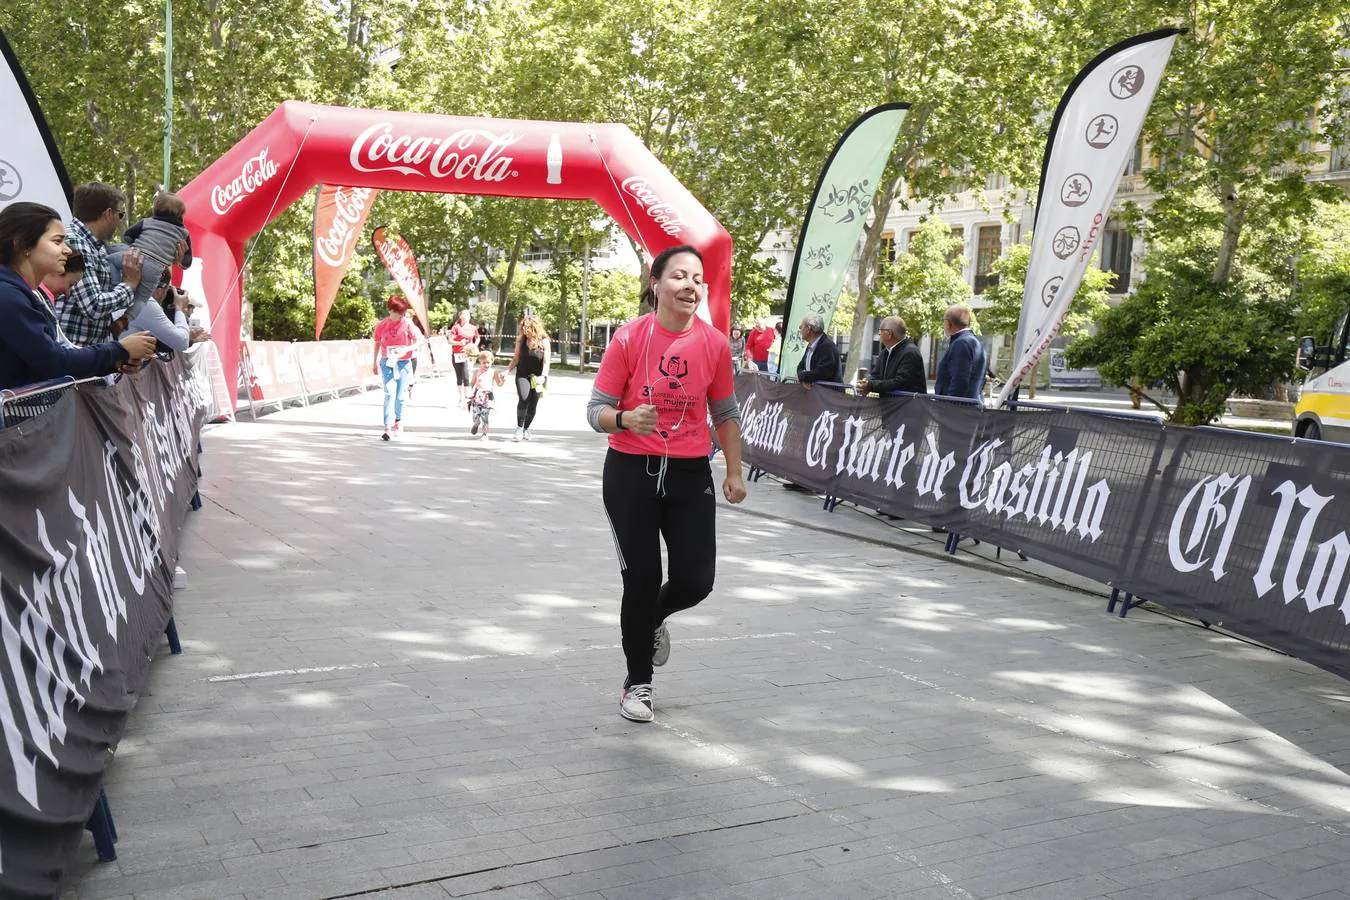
[179,102,733,412]
[194,231,245,400]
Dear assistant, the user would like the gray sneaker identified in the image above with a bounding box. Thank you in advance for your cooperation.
[652,622,671,667]
[620,683,654,723]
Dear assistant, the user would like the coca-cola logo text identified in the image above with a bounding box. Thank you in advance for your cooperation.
[211,149,279,216]
[316,187,377,268]
[621,176,686,237]
[350,124,521,182]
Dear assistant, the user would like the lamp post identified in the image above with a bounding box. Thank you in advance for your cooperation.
[163,0,173,189]
[580,243,591,370]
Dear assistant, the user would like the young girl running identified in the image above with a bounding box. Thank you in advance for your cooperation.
[468,350,496,440]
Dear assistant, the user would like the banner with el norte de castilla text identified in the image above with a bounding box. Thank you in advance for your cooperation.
[0,354,209,898]
[779,104,909,378]
[372,225,429,334]
[736,371,1350,685]
[0,27,72,219]
[313,185,380,339]
[998,29,1181,405]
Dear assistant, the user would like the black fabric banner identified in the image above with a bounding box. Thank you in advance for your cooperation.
[0,355,207,898]
[738,373,1350,683]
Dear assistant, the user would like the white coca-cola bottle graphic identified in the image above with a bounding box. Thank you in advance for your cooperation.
[546,133,563,185]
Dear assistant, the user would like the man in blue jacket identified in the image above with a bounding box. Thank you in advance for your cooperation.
[935,305,986,399]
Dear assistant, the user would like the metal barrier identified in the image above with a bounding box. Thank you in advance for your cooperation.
[1004,398,1167,425]
[1,376,103,429]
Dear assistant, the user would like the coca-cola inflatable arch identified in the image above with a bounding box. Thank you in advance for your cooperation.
[178,101,733,409]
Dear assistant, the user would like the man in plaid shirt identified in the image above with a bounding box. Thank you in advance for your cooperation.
[57,183,144,346]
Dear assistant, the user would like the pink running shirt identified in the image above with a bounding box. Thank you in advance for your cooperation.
[594,313,734,458]
[374,317,418,361]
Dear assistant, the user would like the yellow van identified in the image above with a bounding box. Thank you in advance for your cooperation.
[1295,316,1350,442]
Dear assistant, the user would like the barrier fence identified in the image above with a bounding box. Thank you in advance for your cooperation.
[735,372,1350,683]
[0,352,210,897]
[240,337,464,419]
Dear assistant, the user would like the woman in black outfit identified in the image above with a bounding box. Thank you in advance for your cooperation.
[501,312,551,441]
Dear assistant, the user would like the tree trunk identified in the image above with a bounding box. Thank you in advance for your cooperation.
[493,234,525,339]
[626,235,653,316]
[558,261,570,366]
[347,0,362,46]
[845,179,901,379]
[1213,179,1243,286]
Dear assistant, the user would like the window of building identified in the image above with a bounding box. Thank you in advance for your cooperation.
[974,225,1001,294]
[1099,224,1132,293]
[1333,140,1350,173]
[947,227,965,266]
[1123,138,1144,176]
[984,173,1009,191]
[879,231,896,265]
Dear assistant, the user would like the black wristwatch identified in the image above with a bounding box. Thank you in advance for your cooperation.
[615,410,626,431]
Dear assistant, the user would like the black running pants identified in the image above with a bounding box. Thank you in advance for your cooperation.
[602,449,716,686]
[516,377,541,429]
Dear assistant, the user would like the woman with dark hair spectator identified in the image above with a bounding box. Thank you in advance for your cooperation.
[585,244,746,723]
[501,312,551,441]
[448,309,480,407]
[728,324,747,373]
[371,295,419,441]
[0,202,155,391]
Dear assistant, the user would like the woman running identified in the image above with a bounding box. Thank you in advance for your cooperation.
[586,245,747,723]
[449,309,480,407]
[371,295,418,441]
[502,312,551,441]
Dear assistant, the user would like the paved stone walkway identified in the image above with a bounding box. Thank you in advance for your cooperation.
[67,372,1350,900]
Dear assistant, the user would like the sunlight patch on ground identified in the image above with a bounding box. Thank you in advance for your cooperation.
[1086,787,1217,810]
[793,754,866,779]
[877,617,953,633]
[460,624,538,655]
[518,593,587,609]
[871,775,951,793]
[235,556,282,571]
[374,630,447,645]
[996,670,1146,704]
[989,617,1069,631]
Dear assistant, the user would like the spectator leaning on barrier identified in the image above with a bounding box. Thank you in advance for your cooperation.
[935,304,987,400]
[126,269,192,353]
[57,182,144,346]
[728,325,747,371]
[0,202,156,391]
[795,313,841,389]
[857,315,927,396]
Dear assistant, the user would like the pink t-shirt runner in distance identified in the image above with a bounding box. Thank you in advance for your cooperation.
[595,312,735,459]
[374,317,418,361]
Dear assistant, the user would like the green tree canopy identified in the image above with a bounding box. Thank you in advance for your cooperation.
[870,217,972,342]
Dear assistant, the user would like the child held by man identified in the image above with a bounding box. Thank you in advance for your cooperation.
[110,192,192,309]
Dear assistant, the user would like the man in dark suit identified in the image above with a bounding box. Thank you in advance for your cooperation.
[935,305,986,399]
[795,313,841,388]
[857,315,926,396]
